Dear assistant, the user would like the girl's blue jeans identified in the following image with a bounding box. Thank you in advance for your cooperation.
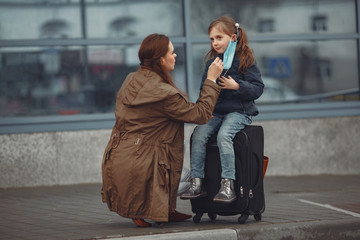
[190,112,252,180]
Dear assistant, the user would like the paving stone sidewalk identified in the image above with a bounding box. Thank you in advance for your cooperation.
[0,175,359,240]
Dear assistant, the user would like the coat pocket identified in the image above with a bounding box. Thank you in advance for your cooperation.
[158,163,170,193]
[156,143,170,191]
[104,131,123,163]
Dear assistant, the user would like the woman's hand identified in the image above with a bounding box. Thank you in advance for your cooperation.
[207,57,223,82]
[218,75,239,90]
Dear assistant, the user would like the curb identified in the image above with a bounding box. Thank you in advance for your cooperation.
[234,219,360,240]
[101,219,360,240]
[102,229,238,240]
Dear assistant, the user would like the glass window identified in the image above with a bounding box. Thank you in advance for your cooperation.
[189,44,210,102]
[190,0,356,36]
[0,0,359,123]
[253,40,358,103]
[258,19,275,33]
[87,44,186,113]
[312,15,328,32]
[171,44,187,93]
[0,43,186,117]
[0,0,81,40]
[0,46,85,116]
[87,45,137,113]
[191,40,358,104]
[86,0,184,38]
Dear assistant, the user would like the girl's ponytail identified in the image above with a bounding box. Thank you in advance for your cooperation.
[236,26,255,73]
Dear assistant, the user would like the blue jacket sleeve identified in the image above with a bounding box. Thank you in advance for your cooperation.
[232,63,264,101]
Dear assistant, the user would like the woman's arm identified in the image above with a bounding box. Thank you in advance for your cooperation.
[163,58,223,124]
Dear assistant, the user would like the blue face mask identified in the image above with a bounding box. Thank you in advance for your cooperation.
[223,39,237,70]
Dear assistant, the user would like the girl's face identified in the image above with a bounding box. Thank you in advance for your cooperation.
[161,41,177,72]
[209,26,236,54]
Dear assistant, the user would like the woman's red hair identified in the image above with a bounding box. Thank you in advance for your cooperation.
[138,34,175,87]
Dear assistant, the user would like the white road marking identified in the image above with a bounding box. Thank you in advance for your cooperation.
[298,199,360,218]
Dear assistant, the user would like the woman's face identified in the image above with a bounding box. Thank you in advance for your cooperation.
[161,41,177,72]
[209,26,235,54]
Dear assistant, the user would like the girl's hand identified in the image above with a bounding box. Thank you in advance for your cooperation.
[207,57,224,82]
[218,75,239,90]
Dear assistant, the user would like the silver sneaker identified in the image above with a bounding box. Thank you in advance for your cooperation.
[213,178,237,203]
[180,178,207,199]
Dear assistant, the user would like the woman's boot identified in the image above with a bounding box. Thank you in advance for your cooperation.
[132,218,152,227]
[168,210,192,222]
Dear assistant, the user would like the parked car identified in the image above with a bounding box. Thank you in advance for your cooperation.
[256,77,299,104]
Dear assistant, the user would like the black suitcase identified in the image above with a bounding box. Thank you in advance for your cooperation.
[190,125,265,224]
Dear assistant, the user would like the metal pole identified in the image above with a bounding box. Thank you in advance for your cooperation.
[183,0,193,100]
[80,0,92,112]
[357,0,360,97]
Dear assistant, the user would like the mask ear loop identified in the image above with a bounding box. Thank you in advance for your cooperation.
[222,65,230,77]
[222,23,240,77]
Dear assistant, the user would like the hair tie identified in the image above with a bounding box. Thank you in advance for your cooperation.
[235,23,240,38]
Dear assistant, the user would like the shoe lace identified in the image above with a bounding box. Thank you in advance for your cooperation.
[223,180,232,194]
[190,178,197,190]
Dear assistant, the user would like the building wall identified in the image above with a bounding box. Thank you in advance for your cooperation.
[1,115,359,188]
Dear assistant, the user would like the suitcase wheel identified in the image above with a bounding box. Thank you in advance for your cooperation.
[193,213,203,223]
[208,213,217,221]
[254,213,262,221]
[238,214,249,224]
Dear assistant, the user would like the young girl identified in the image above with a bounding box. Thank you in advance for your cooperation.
[181,16,264,203]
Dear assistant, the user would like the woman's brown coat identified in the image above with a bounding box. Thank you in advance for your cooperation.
[101,68,221,222]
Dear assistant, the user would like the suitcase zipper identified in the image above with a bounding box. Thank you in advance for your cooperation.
[240,186,244,198]
[249,189,253,198]
[241,130,254,199]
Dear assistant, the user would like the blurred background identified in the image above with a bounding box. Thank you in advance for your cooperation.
[0,0,358,130]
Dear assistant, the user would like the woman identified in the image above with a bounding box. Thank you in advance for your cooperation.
[101,33,223,227]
